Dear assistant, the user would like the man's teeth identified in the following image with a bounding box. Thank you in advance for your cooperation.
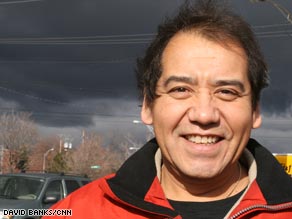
[186,135,219,144]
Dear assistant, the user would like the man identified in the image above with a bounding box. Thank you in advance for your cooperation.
[42,1,292,218]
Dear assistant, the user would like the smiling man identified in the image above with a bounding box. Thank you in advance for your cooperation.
[141,33,259,202]
[42,1,292,218]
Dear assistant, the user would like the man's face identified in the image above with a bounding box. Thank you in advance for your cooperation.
[141,32,262,179]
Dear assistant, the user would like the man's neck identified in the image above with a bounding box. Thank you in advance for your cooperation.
[160,162,249,202]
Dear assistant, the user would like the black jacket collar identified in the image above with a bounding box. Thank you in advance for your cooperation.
[247,139,292,204]
[107,139,178,217]
[107,138,292,212]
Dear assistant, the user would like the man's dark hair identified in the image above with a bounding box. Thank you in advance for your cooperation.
[136,0,269,109]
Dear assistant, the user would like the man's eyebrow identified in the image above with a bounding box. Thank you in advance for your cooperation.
[163,76,196,87]
[163,76,246,92]
[214,80,245,92]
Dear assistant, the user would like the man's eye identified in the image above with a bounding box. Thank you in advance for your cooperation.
[171,87,188,92]
[220,89,235,95]
[215,89,240,101]
[168,87,191,99]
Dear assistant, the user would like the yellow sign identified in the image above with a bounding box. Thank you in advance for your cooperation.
[273,153,292,175]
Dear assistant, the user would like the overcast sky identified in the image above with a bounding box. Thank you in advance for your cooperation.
[0,0,291,152]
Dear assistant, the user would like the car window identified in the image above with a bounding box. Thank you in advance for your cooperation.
[44,180,64,201]
[0,176,43,200]
[65,180,80,195]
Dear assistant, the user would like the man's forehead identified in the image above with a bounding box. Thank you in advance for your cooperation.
[162,32,248,61]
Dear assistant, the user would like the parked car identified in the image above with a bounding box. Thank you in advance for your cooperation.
[0,172,91,219]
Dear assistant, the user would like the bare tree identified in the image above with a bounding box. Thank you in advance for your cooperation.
[70,132,106,179]
[0,111,38,172]
[70,131,126,179]
[29,136,59,172]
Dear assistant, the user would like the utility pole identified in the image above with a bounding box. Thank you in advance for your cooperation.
[58,134,64,153]
[0,145,9,174]
[43,148,54,172]
[82,129,86,147]
[0,145,3,174]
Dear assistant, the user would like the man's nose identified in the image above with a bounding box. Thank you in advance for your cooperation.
[187,91,220,125]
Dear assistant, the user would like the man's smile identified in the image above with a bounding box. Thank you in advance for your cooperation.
[184,135,221,144]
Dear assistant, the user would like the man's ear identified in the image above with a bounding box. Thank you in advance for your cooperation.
[141,98,153,125]
[252,104,262,129]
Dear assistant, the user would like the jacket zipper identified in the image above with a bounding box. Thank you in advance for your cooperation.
[228,202,292,219]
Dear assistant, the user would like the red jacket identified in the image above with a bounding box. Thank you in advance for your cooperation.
[42,139,292,219]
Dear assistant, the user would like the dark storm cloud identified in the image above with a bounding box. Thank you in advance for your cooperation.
[0,59,141,126]
[259,36,292,116]
[262,88,292,116]
[0,0,178,37]
[0,0,292,129]
[0,0,168,127]
[234,0,292,117]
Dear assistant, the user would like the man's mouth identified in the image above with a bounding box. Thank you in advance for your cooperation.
[184,135,221,144]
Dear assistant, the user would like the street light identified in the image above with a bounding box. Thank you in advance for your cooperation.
[129,147,140,151]
[58,134,73,153]
[0,145,9,174]
[63,141,72,151]
[43,148,54,172]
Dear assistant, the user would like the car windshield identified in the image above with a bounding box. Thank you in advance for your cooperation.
[0,175,44,200]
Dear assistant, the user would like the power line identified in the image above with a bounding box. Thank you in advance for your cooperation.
[252,23,292,29]
[0,85,130,113]
[0,107,139,121]
[0,57,136,64]
[255,29,292,38]
[0,85,71,106]
[0,0,42,5]
[0,85,141,119]
[0,81,120,94]
[0,39,152,45]
[0,26,291,46]
[0,33,155,41]
[256,30,292,35]
[0,33,155,45]
[0,30,290,45]
[256,34,292,38]
[250,0,292,24]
